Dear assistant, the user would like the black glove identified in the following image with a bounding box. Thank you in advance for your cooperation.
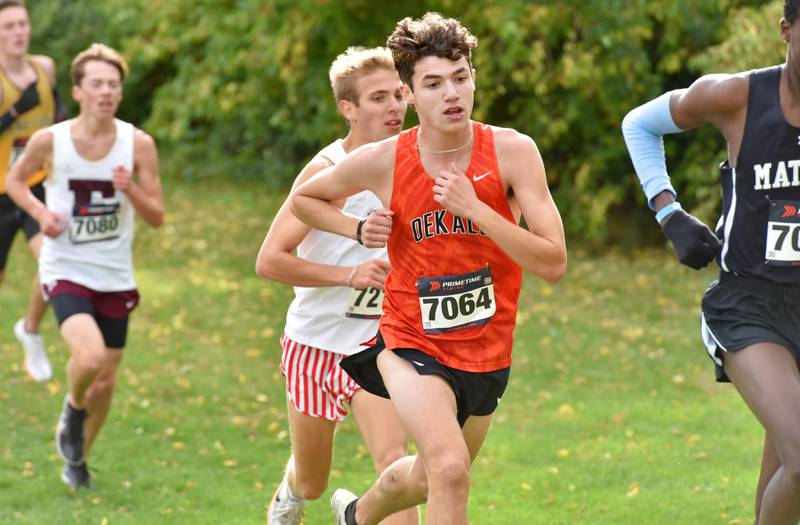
[661,209,722,270]
[0,82,41,133]
[13,82,40,115]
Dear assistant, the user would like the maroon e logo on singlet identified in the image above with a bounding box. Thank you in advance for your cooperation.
[68,179,115,205]
[66,179,121,244]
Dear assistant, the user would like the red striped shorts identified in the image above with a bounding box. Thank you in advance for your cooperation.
[279,333,361,422]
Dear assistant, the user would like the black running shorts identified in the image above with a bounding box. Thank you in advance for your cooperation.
[701,272,800,382]
[340,331,510,426]
[0,183,44,271]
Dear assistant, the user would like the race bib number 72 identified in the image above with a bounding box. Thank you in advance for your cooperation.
[417,267,495,334]
[345,287,384,319]
[765,200,800,266]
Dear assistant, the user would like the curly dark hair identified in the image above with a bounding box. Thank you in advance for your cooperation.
[787,0,800,24]
[386,12,477,90]
[0,0,25,13]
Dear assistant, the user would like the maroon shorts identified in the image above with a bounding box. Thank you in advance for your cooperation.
[42,280,139,349]
[43,280,139,318]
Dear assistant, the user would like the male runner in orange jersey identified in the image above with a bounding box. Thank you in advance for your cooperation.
[292,13,566,525]
[257,46,416,525]
[0,0,61,382]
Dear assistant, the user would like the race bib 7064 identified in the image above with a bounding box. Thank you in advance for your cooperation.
[417,267,495,334]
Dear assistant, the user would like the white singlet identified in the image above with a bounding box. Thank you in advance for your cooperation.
[39,118,136,291]
[283,139,388,355]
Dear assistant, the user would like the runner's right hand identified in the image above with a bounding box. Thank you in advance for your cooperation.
[350,259,391,290]
[36,208,67,238]
[661,209,721,270]
[13,82,40,115]
[361,209,393,248]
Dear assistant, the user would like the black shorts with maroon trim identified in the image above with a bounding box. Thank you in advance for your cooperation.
[701,272,800,382]
[0,183,44,271]
[339,331,510,427]
[43,280,140,349]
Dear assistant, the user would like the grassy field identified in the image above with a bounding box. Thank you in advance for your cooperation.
[0,180,760,524]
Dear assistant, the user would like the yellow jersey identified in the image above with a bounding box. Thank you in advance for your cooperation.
[0,57,55,194]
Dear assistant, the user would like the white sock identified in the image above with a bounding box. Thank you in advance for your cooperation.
[283,476,303,502]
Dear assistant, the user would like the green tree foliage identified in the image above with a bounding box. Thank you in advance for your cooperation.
[26,0,784,241]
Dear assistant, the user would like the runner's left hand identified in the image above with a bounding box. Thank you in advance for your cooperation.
[433,162,479,218]
[112,165,132,192]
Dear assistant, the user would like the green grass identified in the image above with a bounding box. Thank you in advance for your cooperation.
[1,180,759,524]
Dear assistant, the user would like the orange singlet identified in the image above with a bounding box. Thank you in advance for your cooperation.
[380,121,522,372]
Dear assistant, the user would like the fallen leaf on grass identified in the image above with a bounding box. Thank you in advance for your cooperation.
[47,382,60,396]
[558,404,574,416]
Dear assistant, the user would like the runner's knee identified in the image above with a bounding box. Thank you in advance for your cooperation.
[372,445,407,474]
[378,457,428,502]
[426,454,470,491]
[290,461,329,501]
[292,476,328,500]
[73,345,106,375]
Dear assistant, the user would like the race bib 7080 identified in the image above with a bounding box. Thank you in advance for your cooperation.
[69,203,121,244]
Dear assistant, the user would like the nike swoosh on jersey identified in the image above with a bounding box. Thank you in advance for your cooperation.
[411,360,425,367]
[473,171,491,181]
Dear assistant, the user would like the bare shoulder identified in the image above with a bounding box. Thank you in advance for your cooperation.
[19,127,54,165]
[31,54,56,85]
[673,71,750,120]
[490,125,540,160]
[347,134,399,167]
[336,133,399,186]
[133,128,158,152]
[27,126,55,151]
[293,155,334,188]
[688,71,748,101]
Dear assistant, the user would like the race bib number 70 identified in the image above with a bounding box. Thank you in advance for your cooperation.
[69,203,121,244]
[417,267,495,334]
[765,200,800,266]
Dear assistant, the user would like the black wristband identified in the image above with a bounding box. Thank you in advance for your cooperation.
[355,218,366,245]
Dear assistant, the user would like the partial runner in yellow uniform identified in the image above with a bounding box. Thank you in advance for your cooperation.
[0,0,62,383]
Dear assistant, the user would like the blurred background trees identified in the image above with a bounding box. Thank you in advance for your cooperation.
[27,0,784,243]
